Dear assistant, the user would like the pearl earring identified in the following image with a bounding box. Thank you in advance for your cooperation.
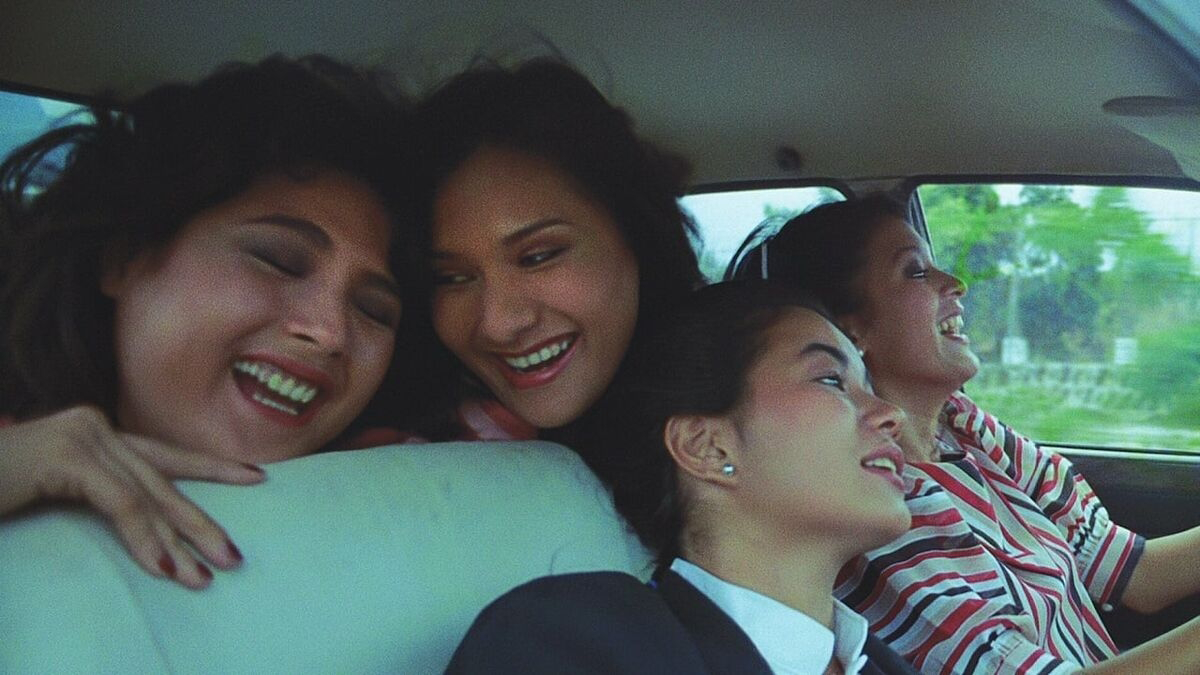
[721,463,736,477]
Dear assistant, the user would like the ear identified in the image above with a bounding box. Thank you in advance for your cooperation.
[663,414,739,486]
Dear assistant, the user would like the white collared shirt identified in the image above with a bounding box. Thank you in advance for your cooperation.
[671,558,868,675]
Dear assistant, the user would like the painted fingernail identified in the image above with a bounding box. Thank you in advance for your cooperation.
[227,540,243,562]
[158,554,177,578]
[197,563,213,580]
[240,463,264,474]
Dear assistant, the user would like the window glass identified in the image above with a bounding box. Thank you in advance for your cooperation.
[682,186,844,281]
[0,90,88,189]
[919,183,1200,453]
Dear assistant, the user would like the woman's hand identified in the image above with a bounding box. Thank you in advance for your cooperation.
[0,406,265,589]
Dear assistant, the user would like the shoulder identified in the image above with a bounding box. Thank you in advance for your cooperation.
[449,572,710,673]
[493,571,656,606]
[470,571,680,634]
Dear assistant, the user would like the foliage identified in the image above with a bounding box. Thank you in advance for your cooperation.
[1134,321,1200,424]
[924,184,1195,362]
[924,183,1200,451]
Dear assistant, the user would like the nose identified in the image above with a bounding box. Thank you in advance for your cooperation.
[862,389,905,440]
[285,281,349,355]
[476,272,538,345]
[938,267,967,298]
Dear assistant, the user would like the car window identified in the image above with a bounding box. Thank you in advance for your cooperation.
[682,186,845,281]
[918,182,1200,454]
[0,90,88,178]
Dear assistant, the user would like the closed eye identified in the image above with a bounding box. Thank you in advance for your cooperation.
[250,248,306,277]
[354,296,402,329]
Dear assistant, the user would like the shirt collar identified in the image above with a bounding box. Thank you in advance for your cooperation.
[670,558,868,675]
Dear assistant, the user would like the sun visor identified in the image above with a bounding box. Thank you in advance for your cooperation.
[1104,96,1200,180]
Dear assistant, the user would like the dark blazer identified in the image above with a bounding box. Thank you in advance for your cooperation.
[446,571,917,674]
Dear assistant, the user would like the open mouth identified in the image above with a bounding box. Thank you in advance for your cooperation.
[938,314,965,338]
[232,360,321,417]
[502,336,576,374]
[862,455,899,473]
[861,446,906,490]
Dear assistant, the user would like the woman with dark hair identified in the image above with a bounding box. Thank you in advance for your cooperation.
[447,280,917,674]
[416,58,703,441]
[0,54,438,589]
[732,196,1200,673]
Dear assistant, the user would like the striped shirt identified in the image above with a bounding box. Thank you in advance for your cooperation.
[835,392,1144,675]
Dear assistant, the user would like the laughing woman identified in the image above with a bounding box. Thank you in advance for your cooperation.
[448,281,918,674]
[732,196,1200,674]
[0,55,434,588]
[415,58,703,442]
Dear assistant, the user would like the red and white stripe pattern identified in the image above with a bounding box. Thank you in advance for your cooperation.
[835,393,1143,674]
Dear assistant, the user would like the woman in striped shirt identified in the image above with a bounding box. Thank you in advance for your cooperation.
[730,195,1200,674]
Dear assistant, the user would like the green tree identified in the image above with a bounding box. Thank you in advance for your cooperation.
[925,185,1192,363]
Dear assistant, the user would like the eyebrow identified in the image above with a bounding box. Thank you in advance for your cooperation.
[799,342,849,367]
[429,218,570,260]
[501,218,569,246]
[891,244,922,264]
[246,214,403,299]
[247,214,332,248]
[799,341,877,389]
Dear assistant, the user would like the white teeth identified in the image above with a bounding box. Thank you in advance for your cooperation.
[938,315,964,335]
[503,338,573,371]
[233,360,321,406]
[252,392,299,416]
[863,457,898,473]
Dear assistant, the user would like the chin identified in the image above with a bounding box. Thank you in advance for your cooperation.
[956,352,982,383]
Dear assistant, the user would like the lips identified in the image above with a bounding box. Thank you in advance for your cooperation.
[937,313,970,343]
[502,336,575,372]
[232,355,333,427]
[494,334,578,390]
[861,443,906,492]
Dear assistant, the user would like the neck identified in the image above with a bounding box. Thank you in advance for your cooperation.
[685,529,844,629]
[874,378,955,462]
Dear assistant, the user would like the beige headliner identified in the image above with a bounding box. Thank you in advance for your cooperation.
[2,0,1196,186]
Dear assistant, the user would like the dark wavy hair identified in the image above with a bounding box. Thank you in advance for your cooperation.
[726,194,908,317]
[586,280,833,567]
[414,58,704,434]
[0,54,440,437]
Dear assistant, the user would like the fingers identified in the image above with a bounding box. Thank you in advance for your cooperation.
[114,444,246,571]
[11,407,260,590]
[121,433,267,484]
[72,464,217,590]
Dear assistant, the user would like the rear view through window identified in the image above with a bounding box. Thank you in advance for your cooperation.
[682,186,844,281]
[1,90,85,161]
[919,183,1200,453]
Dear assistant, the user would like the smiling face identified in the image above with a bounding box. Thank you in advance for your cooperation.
[103,170,401,463]
[841,217,980,398]
[430,145,640,429]
[725,307,911,553]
